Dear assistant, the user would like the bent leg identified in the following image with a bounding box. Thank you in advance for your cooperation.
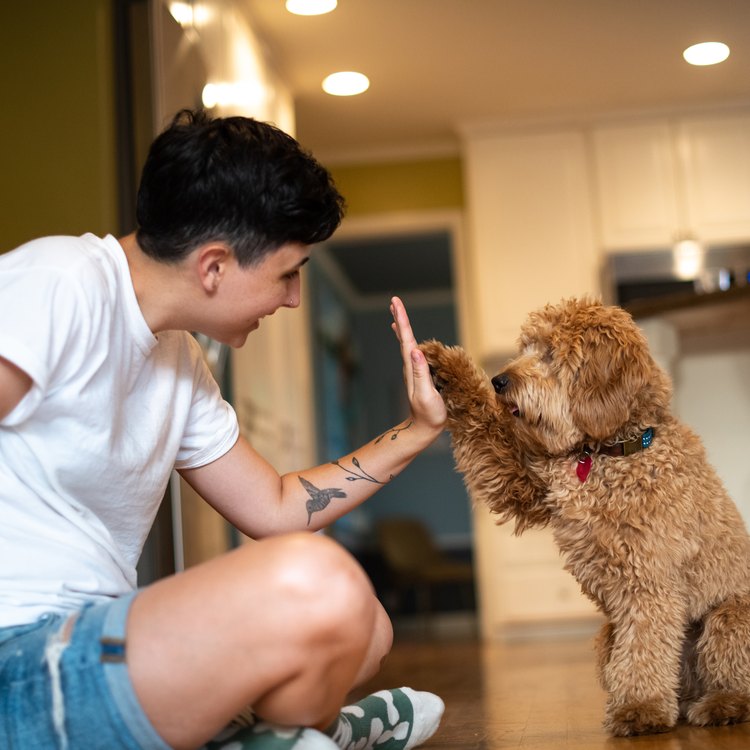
[126,533,388,750]
[352,596,392,686]
[687,594,750,726]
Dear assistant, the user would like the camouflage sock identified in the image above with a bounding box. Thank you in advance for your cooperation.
[207,722,338,750]
[326,687,444,750]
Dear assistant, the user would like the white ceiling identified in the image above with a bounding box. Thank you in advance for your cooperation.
[242,0,750,163]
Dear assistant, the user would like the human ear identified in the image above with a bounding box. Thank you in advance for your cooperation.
[196,243,231,294]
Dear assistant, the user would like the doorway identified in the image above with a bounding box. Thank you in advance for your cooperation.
[307,222,475,617]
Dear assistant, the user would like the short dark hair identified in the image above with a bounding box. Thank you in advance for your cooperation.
[135,109,345,266]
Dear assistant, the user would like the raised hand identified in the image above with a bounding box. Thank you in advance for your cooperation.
[389,296,447,434]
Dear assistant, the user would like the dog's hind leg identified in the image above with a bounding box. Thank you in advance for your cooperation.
[677,620,705,719]
[686,594,750,727]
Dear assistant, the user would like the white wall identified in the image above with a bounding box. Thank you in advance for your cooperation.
[641,313,750,528]
[675,350,750,526]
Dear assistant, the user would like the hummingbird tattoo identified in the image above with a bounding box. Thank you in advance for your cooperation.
[299,476,347,525]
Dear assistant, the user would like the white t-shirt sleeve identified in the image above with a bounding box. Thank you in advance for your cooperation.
[0,265,93,426]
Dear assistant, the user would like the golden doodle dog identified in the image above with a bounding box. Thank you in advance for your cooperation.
[420,297,750,737]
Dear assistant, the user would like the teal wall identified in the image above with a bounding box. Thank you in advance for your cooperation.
[350,302,471,547]
[308,253,471,552]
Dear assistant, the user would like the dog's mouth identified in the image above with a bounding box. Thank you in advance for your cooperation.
[495,391,522,417]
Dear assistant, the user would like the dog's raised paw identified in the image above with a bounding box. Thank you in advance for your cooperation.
[419,340,475,385]
[605,703,676,736]
[686,692,750,727]
[419,340,452,391]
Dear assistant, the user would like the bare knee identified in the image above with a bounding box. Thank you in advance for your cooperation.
[262,532,373,613]
[286,536,394,689]
[245,534,382,722]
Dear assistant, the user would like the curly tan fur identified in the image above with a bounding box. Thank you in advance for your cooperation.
[421,297,750,737]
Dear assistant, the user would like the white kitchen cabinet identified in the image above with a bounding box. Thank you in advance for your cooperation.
[464,128,600,361]
[593,112,750,251]
[592,122,680,249]
[474,506,600,640]
[679,115,750,244]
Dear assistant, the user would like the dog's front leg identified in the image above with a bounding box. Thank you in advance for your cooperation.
[601,595,686,736]
[594,621,615,690]
[420,340,550,532]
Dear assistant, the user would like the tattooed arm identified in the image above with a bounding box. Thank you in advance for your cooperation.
[178,297,446,537]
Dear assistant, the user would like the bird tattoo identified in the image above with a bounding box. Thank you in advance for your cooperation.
[299,476,347,525]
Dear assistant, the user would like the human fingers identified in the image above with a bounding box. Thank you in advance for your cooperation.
[391,296,421,352]
[390,296,416,389]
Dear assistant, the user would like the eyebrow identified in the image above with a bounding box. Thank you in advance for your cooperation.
[290,256,311,272]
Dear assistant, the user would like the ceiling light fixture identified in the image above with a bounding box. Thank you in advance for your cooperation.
[672,237,705,280]
[683,41,730,66]
[285,0,337,16]
[169,1,194,27]
[202,81,265,111]
[322,71,370,96]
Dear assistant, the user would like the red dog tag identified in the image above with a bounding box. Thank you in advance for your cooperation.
[576,453,592,483]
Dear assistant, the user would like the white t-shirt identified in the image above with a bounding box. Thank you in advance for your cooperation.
[0,234,239,626]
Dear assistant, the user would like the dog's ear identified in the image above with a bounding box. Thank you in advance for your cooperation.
[567,317,652,441]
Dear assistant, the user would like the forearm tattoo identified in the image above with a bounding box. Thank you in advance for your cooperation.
[374,420,413,445]
[332,456,392,485]
[299,476,347,526]
[301,456,394,525]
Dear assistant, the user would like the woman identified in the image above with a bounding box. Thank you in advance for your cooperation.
[0,110,447,750]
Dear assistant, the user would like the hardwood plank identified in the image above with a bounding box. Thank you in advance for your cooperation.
[355,629,750,749]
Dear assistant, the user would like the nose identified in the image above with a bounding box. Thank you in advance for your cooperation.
[285,276,301,308]
[492,373,510,393]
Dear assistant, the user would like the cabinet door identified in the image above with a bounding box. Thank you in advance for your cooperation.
[473,506,598,639]
[679,114,750,244]
[464,129,599,360]
[592,122,680,250]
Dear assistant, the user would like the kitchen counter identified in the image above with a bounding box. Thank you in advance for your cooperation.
[627,285,750,353]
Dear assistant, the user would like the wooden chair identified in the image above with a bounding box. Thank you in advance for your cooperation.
[376,516,474,618]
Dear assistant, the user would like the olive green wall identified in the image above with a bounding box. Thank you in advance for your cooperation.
[0,1,117,253]
[329,156,464,216]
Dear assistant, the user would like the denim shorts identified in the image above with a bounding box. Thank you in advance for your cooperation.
[0,592,172,750]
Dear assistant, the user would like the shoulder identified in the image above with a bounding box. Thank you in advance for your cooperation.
[1,234,119,292]
[2,233,105,264]
[0,234,128,359]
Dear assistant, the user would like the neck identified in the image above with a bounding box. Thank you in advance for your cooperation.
[118,233,194,334]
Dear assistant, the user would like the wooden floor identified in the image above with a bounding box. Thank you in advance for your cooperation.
[355,618,750,749]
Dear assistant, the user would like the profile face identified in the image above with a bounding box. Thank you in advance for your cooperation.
[207,242,310,348]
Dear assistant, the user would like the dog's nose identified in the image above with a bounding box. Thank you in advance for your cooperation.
[492,373,510,393]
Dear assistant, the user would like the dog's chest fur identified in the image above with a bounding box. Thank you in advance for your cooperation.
[528,418,750,617]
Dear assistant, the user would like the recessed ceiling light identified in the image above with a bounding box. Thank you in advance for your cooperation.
[683,41,730,66]
[322,71,370,96]
[286,0,337,16]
